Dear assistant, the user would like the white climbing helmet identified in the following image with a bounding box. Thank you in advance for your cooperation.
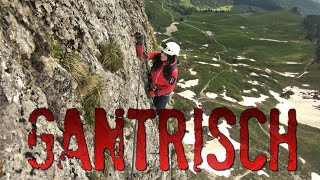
[161,42,180,56]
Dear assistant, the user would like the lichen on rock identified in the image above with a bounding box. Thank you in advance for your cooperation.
[0,0,184,179]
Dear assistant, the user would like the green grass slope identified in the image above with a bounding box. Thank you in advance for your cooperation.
[145,0,320,178]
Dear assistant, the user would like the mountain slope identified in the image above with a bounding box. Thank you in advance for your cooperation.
[146,0,320,179]
[162,0,320,15]
[234,0,282,11]
[235,0,320,15]
[274,0,320,15]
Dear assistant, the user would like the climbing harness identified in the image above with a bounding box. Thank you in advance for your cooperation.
[146,58,180,92]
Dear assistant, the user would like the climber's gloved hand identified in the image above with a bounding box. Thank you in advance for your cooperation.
[149,90,157,97]
[134,31,144,45]
[150,82,158,91]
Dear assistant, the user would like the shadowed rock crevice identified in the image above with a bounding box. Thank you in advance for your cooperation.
[0,0,184,179]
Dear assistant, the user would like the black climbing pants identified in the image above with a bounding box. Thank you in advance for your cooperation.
[153,94,170,113]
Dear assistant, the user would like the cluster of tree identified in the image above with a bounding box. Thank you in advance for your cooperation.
[165,0,180,3]
[290,7,300,15]
[169,4,197,15]
[303,15,320,63]
[234,0,282,11]
[203,9,231,13]
[168,4,231,15]
[316,40,320,63]
[190,0,233,8]
[303,15,320,41]
[233,0,320,15]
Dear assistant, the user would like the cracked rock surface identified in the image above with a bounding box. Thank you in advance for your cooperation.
[0,0,185,179]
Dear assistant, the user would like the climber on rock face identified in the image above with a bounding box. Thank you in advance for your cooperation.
[134,32,180,113]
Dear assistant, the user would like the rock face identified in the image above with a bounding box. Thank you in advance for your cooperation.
[0,0,185,179]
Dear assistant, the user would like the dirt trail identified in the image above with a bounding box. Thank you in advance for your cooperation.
[297,58,314,79]
[199,67,232,98]
[161,3,226,60]
[161,3,174,21]
[161,4,234,103]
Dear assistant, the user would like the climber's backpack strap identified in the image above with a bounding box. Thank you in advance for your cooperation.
[168,59,180,85]
[169,63,179,75]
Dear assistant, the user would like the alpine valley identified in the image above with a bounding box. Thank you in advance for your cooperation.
[146,0,320,179]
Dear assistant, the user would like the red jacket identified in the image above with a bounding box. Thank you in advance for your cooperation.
[136,45,178,96]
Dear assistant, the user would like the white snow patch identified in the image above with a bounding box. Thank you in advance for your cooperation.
[265,68,272,73]
[177,90,195,101]
[238,94,269,107]
[231,63,249,67]
[300,157,306,164]
[258,170,270,177]
[276,72,299,77]
[248,81,260,85]
[302,84,310,87]
[177,90,201,107]
[252,88,258,92]
[194,56,198,58]
[279,126,286,134]
[243,90,251,93]
[198,61,221,67]
[181,54,187,59]
[261,74,269,78]
[240,26,246,29]
[206,92,218,99]
[183,122,196,145]
[251,38,288,43]
[312,172,320,180]
[286,62,301,64]
[177,79,199,88]
[212,57,218,61]
[221,88,237,103]
[202,44,209,47]
[261,74,278,82]
[269,87,320,129]
[189,69,197,75]
[234,69,238,72]
[280,143,289,150]
[249,58,256,62]
[238,63,249,67]
[236,56,246,60]
[250,72,259,76]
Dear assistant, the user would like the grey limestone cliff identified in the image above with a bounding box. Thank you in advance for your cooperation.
[0,0,186,179]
